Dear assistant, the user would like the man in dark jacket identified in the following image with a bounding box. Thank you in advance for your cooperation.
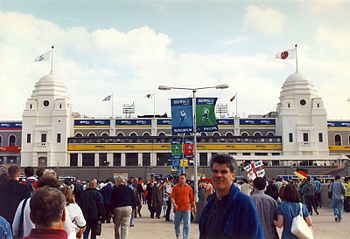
[110,177,136,239]
[0,166,31,226]
[100,180,113,223]
[80,179,105,239]
[199,154,264,239]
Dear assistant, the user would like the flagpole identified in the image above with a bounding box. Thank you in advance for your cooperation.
[153,93,155,118]
[295,44,298,73]
[50,45,54,74]
[236,93,238,117]
[111,93,114,118]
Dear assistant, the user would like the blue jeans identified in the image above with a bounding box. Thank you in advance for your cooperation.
[174,211,191,239]
[332,198,344,221]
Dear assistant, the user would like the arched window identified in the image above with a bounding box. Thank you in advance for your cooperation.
[101,132,109,137]
[143,132,151,136]
[334,134,342,146]
[129,132,138,137]
[9,135,16,146]
[225,132,234,137]
[212,132,221,137]
[88,132,96,137]
[253,132,262,137]
[241,132,249,137]
[158,132,166,137]
[200,132,208,136]
[267,132,275,137]
[75,133,83,137]
[116,132,125,137]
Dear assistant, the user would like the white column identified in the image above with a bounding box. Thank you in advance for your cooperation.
[78,153,82,167]
[121,153,126,166]
[138,153,143,166]
[107,153,113,167]
[95,153,99,166]
[151,152,157,166]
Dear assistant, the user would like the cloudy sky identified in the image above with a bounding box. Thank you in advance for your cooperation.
[1,0,349,120]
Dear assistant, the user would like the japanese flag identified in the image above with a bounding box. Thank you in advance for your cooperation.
[275,48,296,60]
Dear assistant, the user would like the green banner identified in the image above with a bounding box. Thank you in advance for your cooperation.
[196,98,218,132]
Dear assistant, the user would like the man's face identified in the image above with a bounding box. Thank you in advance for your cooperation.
[179,176,186,185]
[211,163,235,191]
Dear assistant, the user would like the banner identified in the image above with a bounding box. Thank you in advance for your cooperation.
[171,155,181,168]
[243,160,265,180]
[171,140,183,156]
[183,139,194,157]
[171,98,193,135]
[196,98,218,132]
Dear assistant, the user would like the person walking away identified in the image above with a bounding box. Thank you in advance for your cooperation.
[80,179,105,239]
[164,176,174,221]
[60,186,86,239]
[0,166,31,226]
[22,166,38,192]
[171,173,196,239]
[152,178,163,219]
[274,184,312,239]
[265,179,279,201]
[199,154,264,239]
[328,175,346,222]
[301,177,319,215]
[110,177,136,239]
[100,180,113,223]
[132,178,143,218]
[21,187,69,239]
[250,177,279,239]
[313,177,322,208]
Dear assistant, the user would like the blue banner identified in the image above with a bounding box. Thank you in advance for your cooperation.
[217,119,234,125]
[74,119,110,126]
[171,155,181,168]
[240,119,276,125]
[327,121,350,127]
[0,122,22,129]
[157,119,172,125]
[196,98,218,132]
[116,119,151,125]
[171,98,193,135]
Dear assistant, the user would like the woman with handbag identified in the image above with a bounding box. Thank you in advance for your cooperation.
[274,184,313,239]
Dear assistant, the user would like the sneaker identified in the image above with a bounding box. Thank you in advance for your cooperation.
[335,215,338,222]
[315,209,319,215]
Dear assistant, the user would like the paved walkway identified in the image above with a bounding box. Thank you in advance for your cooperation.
[99,206,350,239]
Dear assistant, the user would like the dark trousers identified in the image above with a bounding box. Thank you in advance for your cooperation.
[154,203,162,218]
[304,195,318,215]
[134,205,142,217]
[104,204,111,222]
[147,200,155,218]
[165,200,172,221]
[315,192,322,208]
[83,219,98,239]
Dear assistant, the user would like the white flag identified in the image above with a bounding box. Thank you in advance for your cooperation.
[275,48,296,60]
[102,95,111,101]
[34,51,50,62]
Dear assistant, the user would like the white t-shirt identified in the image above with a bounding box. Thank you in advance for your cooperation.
[66,203,86,232]
[12,198,76,239]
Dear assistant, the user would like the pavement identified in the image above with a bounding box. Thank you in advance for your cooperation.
[98,205,350,239]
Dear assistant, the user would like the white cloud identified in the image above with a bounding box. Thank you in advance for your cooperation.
[316,26,350,49]
[221,36,247,46]
[244,5,286,36]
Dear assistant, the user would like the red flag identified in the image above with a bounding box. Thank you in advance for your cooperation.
[183,143,194,157]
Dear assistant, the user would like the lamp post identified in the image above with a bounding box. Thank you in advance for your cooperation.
[158,84,229,201]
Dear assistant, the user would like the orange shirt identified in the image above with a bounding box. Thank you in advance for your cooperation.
[171,184,194,211]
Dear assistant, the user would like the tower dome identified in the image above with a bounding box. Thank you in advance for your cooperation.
[31,73,69,99]
[279,72,318,100]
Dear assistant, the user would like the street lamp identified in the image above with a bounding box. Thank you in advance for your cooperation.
[158,84,229,202]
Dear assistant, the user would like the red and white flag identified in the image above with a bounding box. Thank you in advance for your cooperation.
[275,48,296,60]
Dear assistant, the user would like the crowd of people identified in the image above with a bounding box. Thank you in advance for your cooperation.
[1,154,350,239]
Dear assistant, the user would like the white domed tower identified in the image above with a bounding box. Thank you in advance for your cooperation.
[21,73,73,167]
[276,73,329,156]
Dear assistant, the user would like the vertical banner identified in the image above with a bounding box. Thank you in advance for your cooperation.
[183,138,194,157]
[196,98,218,132]
[171,98,193,135]
[171,139,183,168]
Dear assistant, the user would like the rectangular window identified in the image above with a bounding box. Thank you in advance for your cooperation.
[70,154,78,166]
[57,133,61,143]
[289,133,293,142]
[318,133,323,142]
[303,133,309,142]
[143,153,151,166]
[26,134,31,143]
[41,134,47,143]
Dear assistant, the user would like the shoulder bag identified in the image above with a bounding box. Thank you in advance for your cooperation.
[291,203,314,239]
